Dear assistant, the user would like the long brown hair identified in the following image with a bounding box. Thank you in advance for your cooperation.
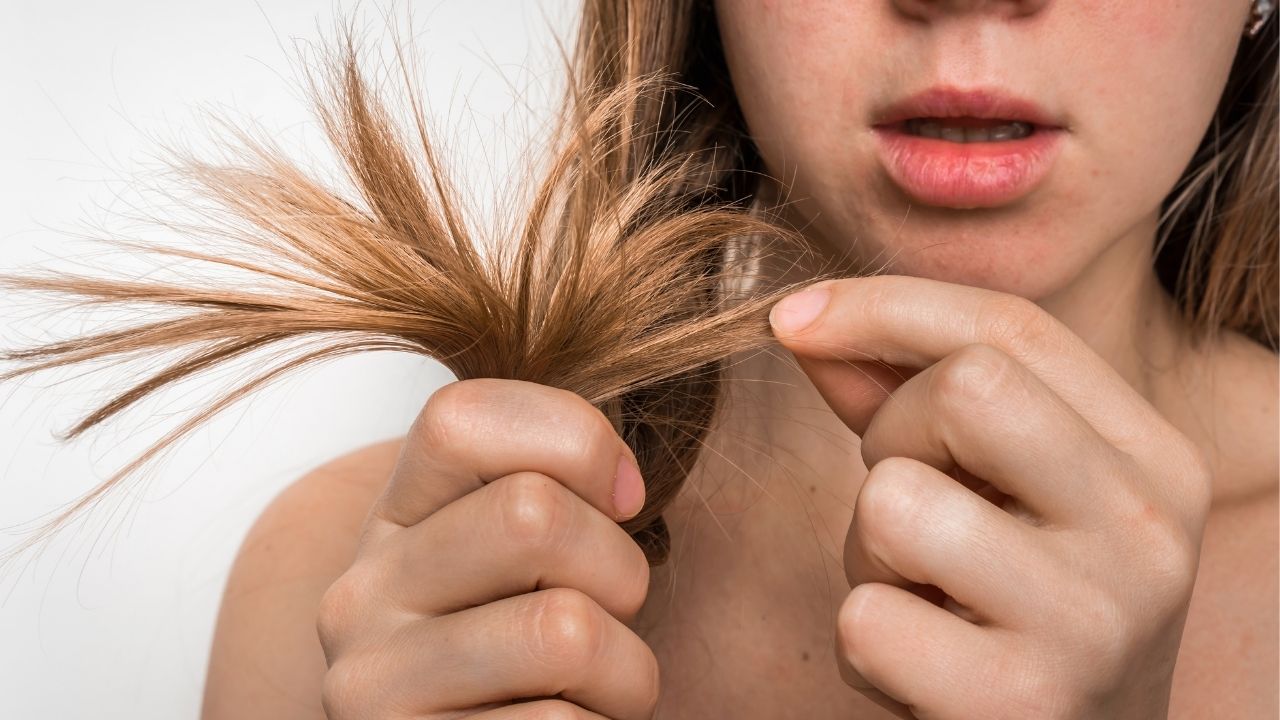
[2,2,1275,565]
[0,8,841,566]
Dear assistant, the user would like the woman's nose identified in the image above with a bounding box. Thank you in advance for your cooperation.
[890,0,1050,23]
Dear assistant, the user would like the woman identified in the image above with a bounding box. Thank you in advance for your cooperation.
[199,1,1278,718]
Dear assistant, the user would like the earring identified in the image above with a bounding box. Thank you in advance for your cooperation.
[1247,0,1274,37]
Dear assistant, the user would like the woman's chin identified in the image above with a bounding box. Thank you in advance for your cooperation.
[855,240,1079,299]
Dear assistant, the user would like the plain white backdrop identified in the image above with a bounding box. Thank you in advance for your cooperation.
[1,1,575,716]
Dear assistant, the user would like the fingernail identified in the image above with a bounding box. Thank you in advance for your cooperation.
[770,287,830,334]
[612,452,645,521]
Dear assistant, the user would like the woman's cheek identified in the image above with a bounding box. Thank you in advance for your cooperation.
[1069,0,1244,199]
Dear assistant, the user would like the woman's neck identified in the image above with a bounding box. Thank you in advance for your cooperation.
[1035,210,1191,404]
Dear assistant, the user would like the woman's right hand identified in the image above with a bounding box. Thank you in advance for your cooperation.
[315,378,660,720]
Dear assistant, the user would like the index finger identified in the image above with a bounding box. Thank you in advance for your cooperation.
[370,378,644,534]
[768,274,1173,452]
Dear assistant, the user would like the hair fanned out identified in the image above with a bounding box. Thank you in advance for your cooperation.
[0,23,839,565]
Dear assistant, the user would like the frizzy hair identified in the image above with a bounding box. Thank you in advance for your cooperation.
[0,12,844,565]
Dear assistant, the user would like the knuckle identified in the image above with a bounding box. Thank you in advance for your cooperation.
[858,282,909,348]
[929,343,1018,408]
[856,457,931,544]
[321,658,376,719]
[414,379,489,453]
[528,588,605,671]
[1063,581,1132,664]
[1137,518,1200,604]
[1110,483,1200,605]
[978,293,1058,355]
[497,472,571,552]
[858,281,896,322]
[315,572,366,653]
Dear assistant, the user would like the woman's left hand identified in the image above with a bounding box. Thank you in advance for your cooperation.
[768,275,1214,720]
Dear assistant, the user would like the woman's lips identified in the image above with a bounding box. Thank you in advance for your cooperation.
[871,123,1065,209]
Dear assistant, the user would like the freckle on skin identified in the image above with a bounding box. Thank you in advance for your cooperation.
[801,651,810,662]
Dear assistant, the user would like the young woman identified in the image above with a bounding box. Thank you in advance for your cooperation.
[198,1,1278,718]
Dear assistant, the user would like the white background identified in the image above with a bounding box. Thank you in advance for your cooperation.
[0,1,574,716]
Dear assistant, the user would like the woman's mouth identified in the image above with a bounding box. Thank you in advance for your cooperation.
[901,117,1034,142]
[871,116,1066,209]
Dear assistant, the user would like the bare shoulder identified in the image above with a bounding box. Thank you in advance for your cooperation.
[1172,483,1278,718]
[1168,331,1277,717]
[200,437,405,720]
[1209,330,1278,497]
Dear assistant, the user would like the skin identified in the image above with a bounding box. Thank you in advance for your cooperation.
[201,1,1278,718]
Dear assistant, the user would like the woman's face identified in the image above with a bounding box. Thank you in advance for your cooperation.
[714,0,1250,299]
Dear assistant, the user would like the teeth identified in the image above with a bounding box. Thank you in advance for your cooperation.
[904,119,1033,142]
[913,120,944,139]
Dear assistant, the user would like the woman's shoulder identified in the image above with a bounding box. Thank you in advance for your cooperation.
[1178,327,1278,504]
[1166,331,1276,717]
[292,436,406,503]
[201,437,404,720]
[237,437,405,568]
[1172,461,1277,718]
